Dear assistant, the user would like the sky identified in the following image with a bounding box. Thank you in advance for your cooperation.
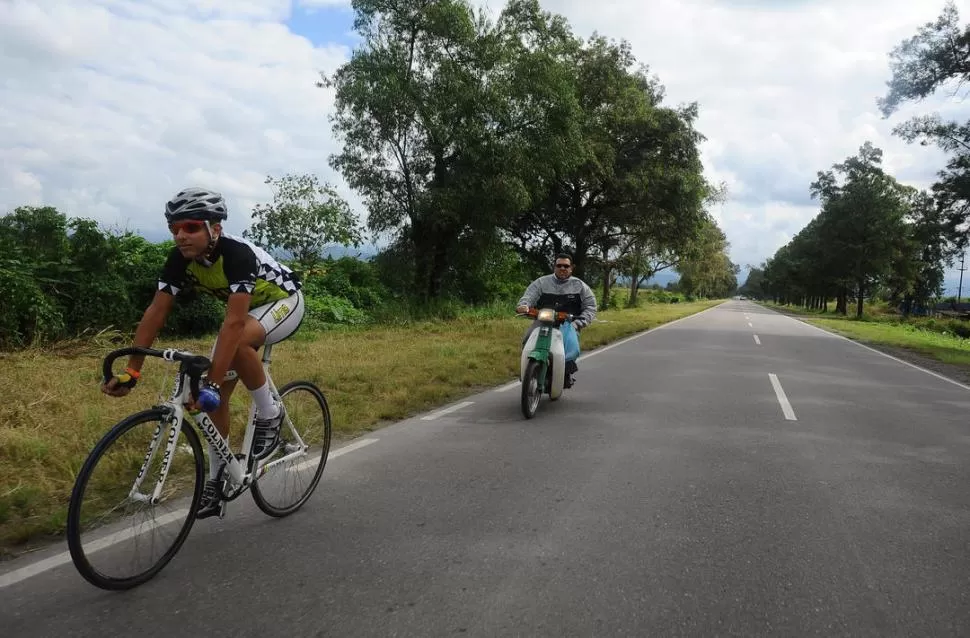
[3,0,970,290]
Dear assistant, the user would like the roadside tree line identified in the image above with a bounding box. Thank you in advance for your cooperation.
[740,2,970,318]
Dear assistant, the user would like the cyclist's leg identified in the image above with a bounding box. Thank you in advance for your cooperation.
[242,291,305,457]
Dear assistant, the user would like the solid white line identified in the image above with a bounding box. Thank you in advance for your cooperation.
[769,373,797,421]
[495,381,519,393]
[0,437,381,590]
[329,437,379,459]
[761,305,970,393]
[288,437,379,473]
[753,334,761,345]
[0,509,188,590]
[420,401,475,420]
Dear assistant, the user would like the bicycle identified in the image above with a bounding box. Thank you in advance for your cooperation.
[66,343,332,591]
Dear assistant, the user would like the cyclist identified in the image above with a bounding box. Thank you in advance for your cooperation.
[516,253,597,387]
[101,187,305,519]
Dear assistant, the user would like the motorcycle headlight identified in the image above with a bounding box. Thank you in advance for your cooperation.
[537,308,555,322]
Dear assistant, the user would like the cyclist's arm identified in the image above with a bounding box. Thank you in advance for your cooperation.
[125,290,176,373]
[126,248,186,373]
[207,292,251,385]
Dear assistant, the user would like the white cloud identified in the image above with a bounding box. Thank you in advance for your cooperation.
[0,0,353,239]
[3,0,970,272]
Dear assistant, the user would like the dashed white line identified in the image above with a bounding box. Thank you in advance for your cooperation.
[0,437,381,590]
[753,334,761,345]
[768,373,797,421]
[747,322,753,327]
[759,305,970,392]
[420,401,475,420]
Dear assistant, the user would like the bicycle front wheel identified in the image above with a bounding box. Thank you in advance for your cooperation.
[67,408,204,590]
[251,381,332,517]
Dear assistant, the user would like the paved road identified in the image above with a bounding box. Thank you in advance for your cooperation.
[3,300,970,636]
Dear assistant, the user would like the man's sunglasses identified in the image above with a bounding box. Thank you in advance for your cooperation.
[555,264,572,269]
[168,220,207,235]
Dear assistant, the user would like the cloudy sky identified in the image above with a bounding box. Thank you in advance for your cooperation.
[3,0,970,287]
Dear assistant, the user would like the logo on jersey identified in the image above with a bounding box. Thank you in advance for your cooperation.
[271,304,290,324]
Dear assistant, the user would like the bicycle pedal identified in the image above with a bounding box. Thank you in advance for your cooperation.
[217,500,228,519]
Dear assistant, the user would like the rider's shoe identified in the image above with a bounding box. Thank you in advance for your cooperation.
[196,475,225,520]
[252,401,284,460]
[563,374,575,388]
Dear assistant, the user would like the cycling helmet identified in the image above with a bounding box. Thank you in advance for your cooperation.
[164,187,228,222]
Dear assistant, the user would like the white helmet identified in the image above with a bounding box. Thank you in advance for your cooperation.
[164,187,228,222]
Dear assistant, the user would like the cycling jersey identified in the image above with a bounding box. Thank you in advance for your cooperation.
[158,234,301,308]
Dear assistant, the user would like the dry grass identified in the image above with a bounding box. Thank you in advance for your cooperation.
[0,299,721,557]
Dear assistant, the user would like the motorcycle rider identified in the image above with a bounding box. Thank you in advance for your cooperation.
[516,253,597,387]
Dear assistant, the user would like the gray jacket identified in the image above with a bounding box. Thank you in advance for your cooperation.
[517,274,598,329]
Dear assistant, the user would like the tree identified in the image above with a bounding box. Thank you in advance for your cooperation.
[323,0,583,301]
[676,214,738,298]
[244,173,362,273]
[507,36,711,283]
[879,1,970,245]
[809,142,911,317]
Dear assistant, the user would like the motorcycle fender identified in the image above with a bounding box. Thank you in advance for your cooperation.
[521,328,542,381]
[548,328,566,399]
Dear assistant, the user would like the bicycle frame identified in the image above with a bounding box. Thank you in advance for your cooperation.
[126,346,310,506]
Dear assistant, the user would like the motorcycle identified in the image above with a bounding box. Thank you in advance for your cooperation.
[518,306,576,419]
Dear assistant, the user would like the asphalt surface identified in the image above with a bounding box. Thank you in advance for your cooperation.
[3,300,970,637]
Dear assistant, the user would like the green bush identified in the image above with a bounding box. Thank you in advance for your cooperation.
[302,293,370,330]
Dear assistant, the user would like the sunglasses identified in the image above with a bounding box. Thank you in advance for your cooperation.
[168,220,207,235]
[555,264,572,269]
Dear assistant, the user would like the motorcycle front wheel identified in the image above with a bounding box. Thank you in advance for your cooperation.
[521,359,544,419]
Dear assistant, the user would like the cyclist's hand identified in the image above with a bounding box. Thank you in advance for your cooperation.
[516,305,529,314]
[101,376,132,397]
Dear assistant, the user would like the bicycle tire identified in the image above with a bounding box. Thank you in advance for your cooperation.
[66,408,205,590]
[251,380,332,517]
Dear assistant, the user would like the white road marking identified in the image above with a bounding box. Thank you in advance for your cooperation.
[753,334,761,345]
[495,381,519,393]
[420,401,475,420]
[0,437,381,590]
[747,322,753,327]
[769,373,797,421]
[761,305,970,392]
[288,437,379,473]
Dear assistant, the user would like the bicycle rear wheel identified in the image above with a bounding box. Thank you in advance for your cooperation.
[251,380,332,517]
[67,408,204,590]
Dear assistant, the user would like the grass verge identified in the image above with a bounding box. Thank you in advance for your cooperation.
[760,302,970,368]
[0,299,721,558]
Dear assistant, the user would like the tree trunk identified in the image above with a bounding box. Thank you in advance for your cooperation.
[601,265,612,311]
[836,286,848,315]
[856,280,865,318]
